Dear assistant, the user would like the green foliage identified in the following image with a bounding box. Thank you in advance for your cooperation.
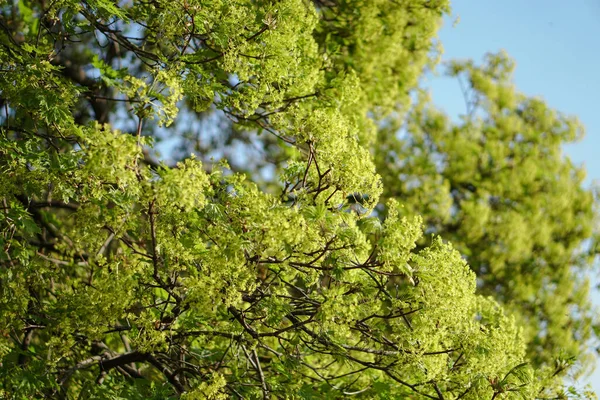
[376,51,599,375]
[0,1,597,399]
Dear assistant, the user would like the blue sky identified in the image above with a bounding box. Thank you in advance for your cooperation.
[426,0,600,393]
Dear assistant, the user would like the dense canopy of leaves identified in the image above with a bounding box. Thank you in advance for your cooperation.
[0,0,597,399]
[376,53,599,371]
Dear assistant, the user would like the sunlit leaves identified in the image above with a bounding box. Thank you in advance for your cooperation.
[376,51,598,380]
[0,0,596,399]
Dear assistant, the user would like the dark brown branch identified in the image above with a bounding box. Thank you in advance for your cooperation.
[17,327,35,366]
[146,354,186,394]
[245,24,269,42]
[59,351,147,386]
[252,348,269,399]
[433,382,445,400]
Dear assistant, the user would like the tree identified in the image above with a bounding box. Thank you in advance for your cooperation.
[0,1,596,399]
[376,52,599,372]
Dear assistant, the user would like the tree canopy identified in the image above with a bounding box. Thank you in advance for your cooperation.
[0,0,597,399]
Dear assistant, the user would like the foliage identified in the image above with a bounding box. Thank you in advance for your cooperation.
[0,0,597,399]
[376,52,599,372]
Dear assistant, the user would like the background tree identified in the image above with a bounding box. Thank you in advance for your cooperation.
[376,52,599,372]
[0,0,597,399]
